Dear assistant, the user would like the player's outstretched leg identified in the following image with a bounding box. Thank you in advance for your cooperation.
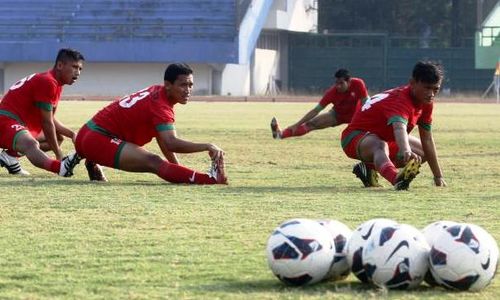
[393,158,421,190]
[85,160,108,182]
[352,162,381,187]
[59,152,82,177]
[270,117,282,139]
[0,150,30,175]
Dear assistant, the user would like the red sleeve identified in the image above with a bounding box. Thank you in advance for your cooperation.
[418,103,433,126]
[352,78,369,99]
[318,86,337,108]
[151,98,175,130]
[32,75,58,106]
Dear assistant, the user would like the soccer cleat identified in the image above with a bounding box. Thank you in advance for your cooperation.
[59,152,82,177]
[0,150,30,175]
[394,158,421,190]
[352,162,381,187]
[208,153,228,184]
[85,160,108,182]
[270,117,282,139]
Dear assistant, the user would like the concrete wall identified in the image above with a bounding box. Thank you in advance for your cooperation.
[2,63,212,97]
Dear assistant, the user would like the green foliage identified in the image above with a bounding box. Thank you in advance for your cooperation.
[0,101,498,299]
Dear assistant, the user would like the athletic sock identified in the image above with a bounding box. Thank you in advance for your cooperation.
[281,124,311,138]
[46,159,61,174]
[378,161,398,184]
[6,149,21,158]
[157,161,215,184]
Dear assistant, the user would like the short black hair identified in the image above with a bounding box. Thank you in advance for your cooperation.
[334,68,351,81]
[55,48,84,64]
[412,61,444,84]
[164,63,193,83]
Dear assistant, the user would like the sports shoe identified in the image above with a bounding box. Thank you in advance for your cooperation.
[85,160,108,182]
[352,162,381,187]
[270,117,282,139]
[208,153,227,184]
[394,158,421,190]
[59,152,82,177]
[0,150,30,175]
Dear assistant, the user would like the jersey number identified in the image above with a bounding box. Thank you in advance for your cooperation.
[119,88,150,108]
[9,74,36,90]
[361,93,389,111]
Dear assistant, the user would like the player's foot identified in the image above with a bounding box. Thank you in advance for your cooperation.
[208,153,227,184]
[270,117,282,139]
[85,160,108,182]
[59,152,82,177]
[0,150,30,175]
[394,159,421,190]
[352,162,381,187]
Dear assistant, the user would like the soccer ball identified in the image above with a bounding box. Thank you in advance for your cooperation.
[317,219,352,281]
[421,220,459,286]
[422,220,459,247]
[266,218,335,285]
[362,223,430,289]
[428,223,499,291]
[346,218,399,283]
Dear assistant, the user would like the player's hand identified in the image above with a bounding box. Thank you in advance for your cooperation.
[207,144,224,160]
[54,148,64,161]
[434,177,447,187]
[401,150,421,164]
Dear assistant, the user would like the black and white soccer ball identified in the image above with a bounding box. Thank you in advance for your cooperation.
[362,223,430,289]
[317,219,352,281]
[421,220,459,286]
[266,218,335,286]
[428,223,499,291]
[346,218,399,283]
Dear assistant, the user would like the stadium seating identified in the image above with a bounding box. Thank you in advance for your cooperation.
[0,0,249,62]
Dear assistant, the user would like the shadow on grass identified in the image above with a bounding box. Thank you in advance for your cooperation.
[189,278,445,296]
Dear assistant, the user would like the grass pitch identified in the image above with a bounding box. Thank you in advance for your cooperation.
[0,101,499,299]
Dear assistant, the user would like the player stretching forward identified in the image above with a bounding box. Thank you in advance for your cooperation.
[341,61,447,190]
[75,63,227,184]
[0,48,83,177]
[270,68,370,139]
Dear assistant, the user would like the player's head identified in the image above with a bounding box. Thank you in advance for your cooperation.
[164,63,194,105]
[410,61,444,104]
[53,48,85,85]
[334,68,351,93]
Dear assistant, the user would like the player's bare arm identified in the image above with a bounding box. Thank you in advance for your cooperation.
[392,121,420,164]
[156,136,179,164]
[53,118,76,143]
[291,108,320,131]
[158,130,223,159]
[40,109,63,160]
[418,127,446,186]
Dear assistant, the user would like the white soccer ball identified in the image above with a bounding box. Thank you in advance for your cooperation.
[362,223,430,289]
[317,219,352,281]
[421,220,459,286]
[346,218,399,283]
[266,218,335,285]
[428,223,499,291]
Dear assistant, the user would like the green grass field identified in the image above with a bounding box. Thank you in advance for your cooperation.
[0,101,499,299]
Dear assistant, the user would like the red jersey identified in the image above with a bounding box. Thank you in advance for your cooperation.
[346,85,433,142]
[91,85,175,146]
[317,77,368,122]
[0,70,62,136]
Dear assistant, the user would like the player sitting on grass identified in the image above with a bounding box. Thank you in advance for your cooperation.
[270,68,370,140]
[340,61,447,190]
[75,63,227,184]
[0,48,83,177]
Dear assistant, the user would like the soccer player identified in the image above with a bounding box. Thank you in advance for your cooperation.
[74,63,227,184]
[341,61,447,190]
[0,48,83,177]
[270,69,370,139]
